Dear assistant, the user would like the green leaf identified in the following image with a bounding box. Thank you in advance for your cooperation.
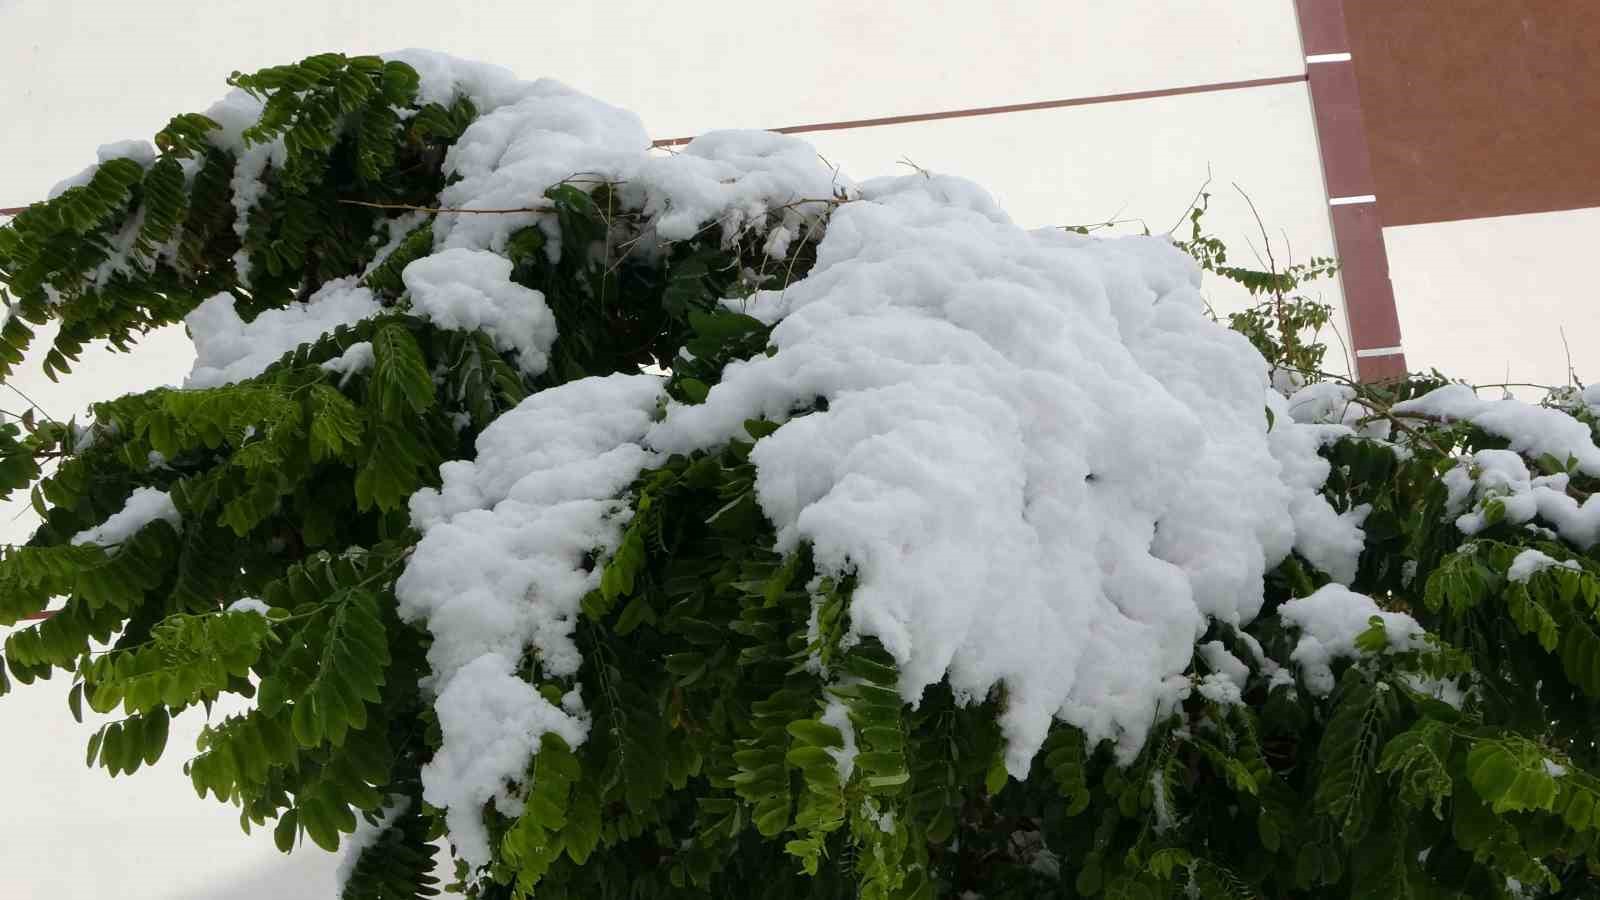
[1423,547,1492,614]
[370,323,435,418]
[1040,726,1092,815]
[1376,718,1453,817]
[354,423,430,512]
[307,384,366,462]
[1313,671,1398,844]
[1465,737,1559,814]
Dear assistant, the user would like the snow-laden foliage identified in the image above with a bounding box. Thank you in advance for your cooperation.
[3,50,1600,900]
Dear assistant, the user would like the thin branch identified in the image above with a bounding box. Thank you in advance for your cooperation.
[1233,183,1278,281]
[4,383,58,426]
[1560,326,1579,389]
[1469,382,1566,393]
[338,199,551,215]
[1166,167,1214,236]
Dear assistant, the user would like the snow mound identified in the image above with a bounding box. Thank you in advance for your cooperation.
[645,174,1358,770]
[1395,384,1600,477]
[368,55,1371,782]
[395,373,663,866]
[1449,449,1600,547]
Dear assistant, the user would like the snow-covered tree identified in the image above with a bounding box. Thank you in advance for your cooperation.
[2,51,1599,900]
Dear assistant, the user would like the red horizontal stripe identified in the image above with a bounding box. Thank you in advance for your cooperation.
[652,74,1310,147]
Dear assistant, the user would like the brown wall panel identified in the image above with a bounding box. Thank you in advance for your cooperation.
[1294,0,1352,55]
[1307,62,1378,199]
[1331,203,1404,340]
[1343,0,1600,226]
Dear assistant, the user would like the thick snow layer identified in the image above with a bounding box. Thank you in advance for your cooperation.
[1507,548,1582,583]
[645,173,1356,771]
[71,487,180,548]
[624,130,853,249]
[1395,384,1600,477]
[409,45,848,258]
[429,77,648,255]
[1278,585,1423,696]
[396,373,663,866]
[401,248,555,376]
[1450,449,1600,547]
[185,277,381,388]
[1196,673,1243,706]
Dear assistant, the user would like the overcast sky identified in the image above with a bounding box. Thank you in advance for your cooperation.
[0,1,1512,897]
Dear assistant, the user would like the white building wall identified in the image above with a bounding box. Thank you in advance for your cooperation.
[1384,207,1600,391]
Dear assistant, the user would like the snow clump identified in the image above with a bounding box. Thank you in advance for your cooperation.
[71,486,181,548]
[185,277,381,388]
[1277,584,1424,696]
[395,373,663,865]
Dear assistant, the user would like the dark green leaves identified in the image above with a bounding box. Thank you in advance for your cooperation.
[308,384,367,462]
[1424,546,1495,614]
[1041,725,1094,816]
[362,219,434,298]
[1314,671,1399,844]
[55,157,145,235]
[1377,718,1454,817]
[339,799,441,900]
[371,323,435,419]
[355,423,431,512]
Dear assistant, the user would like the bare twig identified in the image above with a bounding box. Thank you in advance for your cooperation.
[1560,327,1578,389]
[1056,216,1152,234]
[5,383,58,426]
[1166,167,1214,236]
[1469,382,1566,393]
[338,199,551,215]
[896,157,932,179]
[1233,183,1278,282]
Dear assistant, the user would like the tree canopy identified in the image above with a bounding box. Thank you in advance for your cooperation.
[2,50,1600,900]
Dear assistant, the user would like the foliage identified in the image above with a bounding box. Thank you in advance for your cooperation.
[1174,187,1340,378]
[2,51,1599,900]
